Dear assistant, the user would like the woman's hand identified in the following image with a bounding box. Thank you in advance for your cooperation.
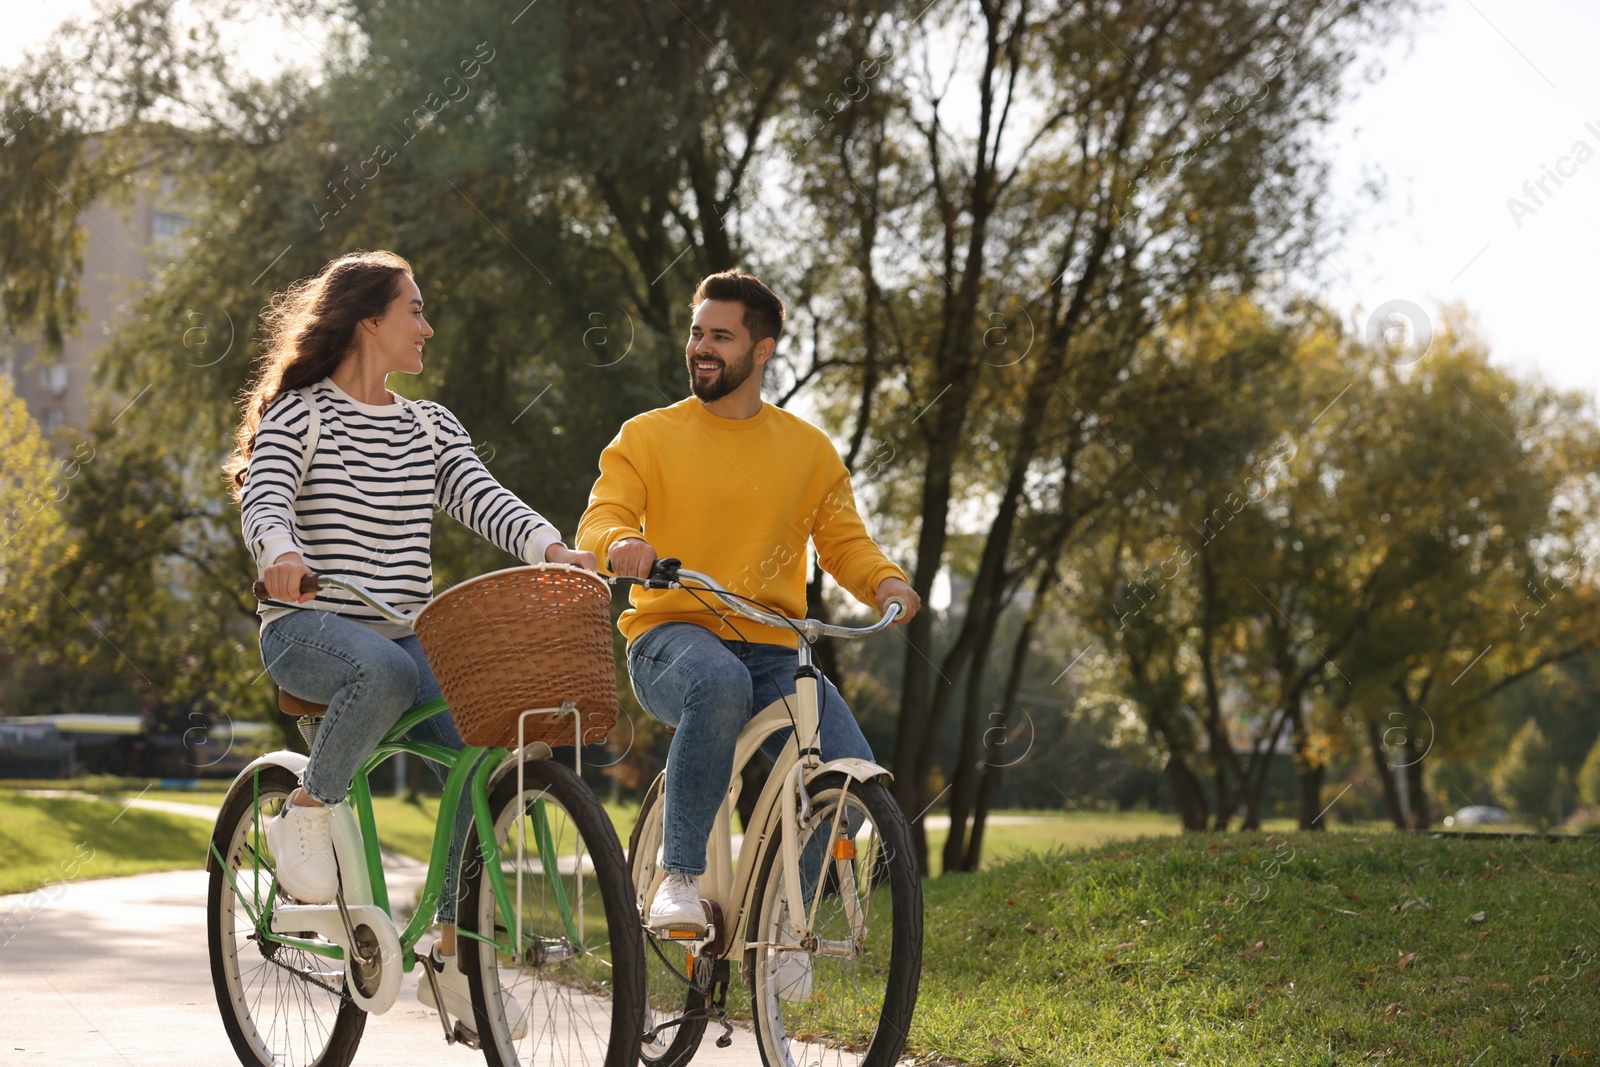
[545,542,598,571]
[265,551,318,603]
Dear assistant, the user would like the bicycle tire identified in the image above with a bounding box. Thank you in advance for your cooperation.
[627,772,709,1067]
[747,772,922,1067]
[458,755,644,1067]
[207,763,367,1067]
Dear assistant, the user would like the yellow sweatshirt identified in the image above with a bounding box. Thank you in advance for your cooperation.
[576,397,908,648]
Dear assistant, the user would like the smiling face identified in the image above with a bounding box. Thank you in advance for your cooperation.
[366,274,433,374]
[685,298,770,403]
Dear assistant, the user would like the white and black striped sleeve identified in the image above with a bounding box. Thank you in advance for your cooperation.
[240,390,310,574]
[426,402,563,565]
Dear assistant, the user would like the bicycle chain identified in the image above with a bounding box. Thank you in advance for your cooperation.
[253,938,351,1001]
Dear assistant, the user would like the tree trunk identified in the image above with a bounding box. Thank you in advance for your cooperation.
[1166,754,1210,831]
[1197,547,1243,830]
[405,753,423,804]
[1366,718,1406,829]
[1237,707,1290,830]
[1403,738,1430,829]
[942,602,1004,875]
[965,563,1052,871]
[1296,760,1327,830]
[889,441,959,874]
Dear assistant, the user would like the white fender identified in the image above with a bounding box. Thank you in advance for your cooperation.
[226,750,399,1011]
[804,757,893,787]
[225,751,375,905]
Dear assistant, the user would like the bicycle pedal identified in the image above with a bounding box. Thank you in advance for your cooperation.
[662,926,706,941]
[451,1021,481,1050]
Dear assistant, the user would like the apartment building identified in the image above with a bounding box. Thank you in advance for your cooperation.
[3,181,185,454]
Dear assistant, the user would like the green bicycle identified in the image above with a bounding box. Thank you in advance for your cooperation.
[207,566,644,1067]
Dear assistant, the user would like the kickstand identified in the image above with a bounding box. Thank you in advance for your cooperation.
[420,954,456,1045]
[711,961,735,1048]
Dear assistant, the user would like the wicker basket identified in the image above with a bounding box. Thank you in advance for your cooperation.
[412,564,618,749]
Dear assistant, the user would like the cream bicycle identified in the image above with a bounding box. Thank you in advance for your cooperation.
[616,559,922,1067]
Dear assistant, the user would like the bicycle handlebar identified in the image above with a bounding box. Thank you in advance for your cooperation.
[251,574,415,626]
[254,558,908,642]
[610,557,906,642]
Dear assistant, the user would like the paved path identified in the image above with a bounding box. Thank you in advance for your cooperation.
[0,868,761,1066]
[2,787,959,1065]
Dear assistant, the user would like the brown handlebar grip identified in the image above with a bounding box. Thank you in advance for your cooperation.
[252,574,321,602]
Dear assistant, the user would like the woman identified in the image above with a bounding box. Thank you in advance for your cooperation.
[225,249,594,1027]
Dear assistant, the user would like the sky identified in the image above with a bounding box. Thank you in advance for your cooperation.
[1313,0,1600,400]
[5,0,1599,399]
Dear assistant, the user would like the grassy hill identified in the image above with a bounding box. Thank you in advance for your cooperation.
[911,830,1600,1065]
[4,784,1594,1063]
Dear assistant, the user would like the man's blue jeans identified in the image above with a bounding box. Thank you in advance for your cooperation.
[260,609,474,923]
[626,621,874,878]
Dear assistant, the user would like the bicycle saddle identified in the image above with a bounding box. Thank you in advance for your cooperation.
[278,689,329,717]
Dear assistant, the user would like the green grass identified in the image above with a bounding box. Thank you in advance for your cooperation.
[910,830,1600,1065]
[7,780,1594,1064]
[0,793,215,896]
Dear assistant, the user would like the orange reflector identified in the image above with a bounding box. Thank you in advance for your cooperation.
[686,954,694,979]
[832,839,857,861]
[665,927,701,940]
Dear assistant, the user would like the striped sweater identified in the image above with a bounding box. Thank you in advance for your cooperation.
[240,378,562,639]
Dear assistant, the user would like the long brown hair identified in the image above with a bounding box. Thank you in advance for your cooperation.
[224,250,413,499]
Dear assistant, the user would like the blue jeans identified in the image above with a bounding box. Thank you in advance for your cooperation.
[260,609,474,924]
[626,622,873,879]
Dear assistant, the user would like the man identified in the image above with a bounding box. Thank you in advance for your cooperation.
[575,269,919,933]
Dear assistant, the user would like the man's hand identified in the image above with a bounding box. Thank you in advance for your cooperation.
[265,551,317,604]
[875,577,920,625]
[609,537,658,579]
[544,542,598,571]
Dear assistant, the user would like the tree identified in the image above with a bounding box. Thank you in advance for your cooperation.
[1579,732,1600,808]
[1491,719,1560,829]
[784,0,1416,869]
[0,371,77,678]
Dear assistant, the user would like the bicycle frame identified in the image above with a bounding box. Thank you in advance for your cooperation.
[634,567,902,961]
[211,696,576,1000]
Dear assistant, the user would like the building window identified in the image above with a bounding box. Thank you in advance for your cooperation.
[40,363,68,396]
[151,210,188,243]
[41,409,65,433]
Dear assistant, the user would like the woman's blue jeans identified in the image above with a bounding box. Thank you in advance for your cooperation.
[626,621,873,883]
[260,608,473,924]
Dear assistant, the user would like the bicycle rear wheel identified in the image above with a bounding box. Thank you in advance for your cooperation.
[458,756,644,1067]
[747,772,922,1067]
[207,762,366,1067]
[627,772,709,1067]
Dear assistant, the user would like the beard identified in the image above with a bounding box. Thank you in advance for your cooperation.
[687,341,758,402]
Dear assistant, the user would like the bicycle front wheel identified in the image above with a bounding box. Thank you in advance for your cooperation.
[207,762,366,1067]
[748,772,922,1067]
[458,756,644,1067]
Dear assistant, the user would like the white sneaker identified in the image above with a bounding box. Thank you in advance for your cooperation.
[648,874,707,934]
[776,915,813,1003]
[264,796,337,904]
[418,944,528,1040]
